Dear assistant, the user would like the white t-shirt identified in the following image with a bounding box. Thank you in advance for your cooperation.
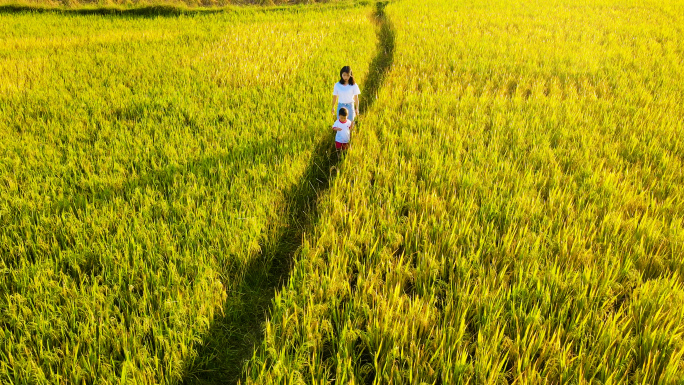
[333,82,361,104]
[333,119,353,143]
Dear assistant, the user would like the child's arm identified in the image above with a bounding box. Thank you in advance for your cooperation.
[332,124,341,131]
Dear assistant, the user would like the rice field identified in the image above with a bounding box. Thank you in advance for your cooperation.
[2,0,684,384]
[0,3,376,384]
[243,0,684,383]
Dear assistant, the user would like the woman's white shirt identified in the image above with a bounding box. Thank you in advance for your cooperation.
[333,83,361,104]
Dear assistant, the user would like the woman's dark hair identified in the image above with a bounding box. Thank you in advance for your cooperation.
[339,66,356,86]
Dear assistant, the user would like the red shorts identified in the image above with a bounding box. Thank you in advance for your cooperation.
[335,141,349,150]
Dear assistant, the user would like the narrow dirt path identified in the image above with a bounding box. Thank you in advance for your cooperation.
[361,1,395,116]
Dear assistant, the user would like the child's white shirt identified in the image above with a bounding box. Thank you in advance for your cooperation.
[333,119,353,143]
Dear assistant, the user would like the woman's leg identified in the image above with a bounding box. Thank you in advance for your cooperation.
[347,103,355,129]
[337,103,354,121]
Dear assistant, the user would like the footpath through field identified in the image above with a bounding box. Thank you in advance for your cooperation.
[243,0,684,383]
[182,3,396,383]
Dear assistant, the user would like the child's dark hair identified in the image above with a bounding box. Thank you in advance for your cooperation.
[339,66,355,86]
[338,107,348,117]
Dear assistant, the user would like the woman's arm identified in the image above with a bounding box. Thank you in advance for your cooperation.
[331,95,339,116]
[353,94,359,118]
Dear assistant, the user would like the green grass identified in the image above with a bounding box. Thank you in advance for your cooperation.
[0,1,370,16]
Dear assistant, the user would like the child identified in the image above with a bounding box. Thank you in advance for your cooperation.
[331,66,361,129]
[332,107,353,151]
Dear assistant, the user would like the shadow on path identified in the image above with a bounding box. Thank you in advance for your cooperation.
[180,2,395,384]
[181,135,340,384]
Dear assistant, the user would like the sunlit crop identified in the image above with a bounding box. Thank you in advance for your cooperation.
[0,4,375,384]
[245,0,684,384]
[2,0,683,383]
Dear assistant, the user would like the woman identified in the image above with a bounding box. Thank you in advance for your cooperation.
[331,66,361,128]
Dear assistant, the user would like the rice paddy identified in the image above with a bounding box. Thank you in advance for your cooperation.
[1,0,683,384]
